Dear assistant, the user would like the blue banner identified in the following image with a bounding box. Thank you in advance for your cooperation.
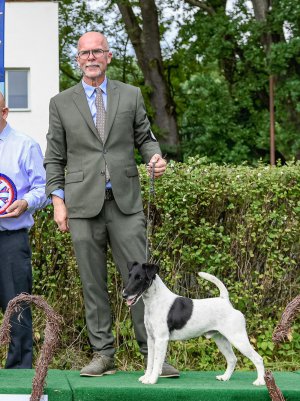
[0,0,4,95]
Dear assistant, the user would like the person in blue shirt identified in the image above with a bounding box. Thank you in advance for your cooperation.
[0,92,49,368]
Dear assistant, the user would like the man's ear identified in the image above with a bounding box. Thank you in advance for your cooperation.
[2,106,8,120]
[143,263,159,280]
[127,261,138,271]
[107,51,113,65]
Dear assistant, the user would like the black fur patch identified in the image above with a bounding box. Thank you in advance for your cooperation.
[167,297,193,332]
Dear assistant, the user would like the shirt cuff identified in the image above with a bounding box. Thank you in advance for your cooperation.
[51,189,65,200]
[21,195,33,213]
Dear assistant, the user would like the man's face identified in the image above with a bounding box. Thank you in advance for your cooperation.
[76,33,112,86]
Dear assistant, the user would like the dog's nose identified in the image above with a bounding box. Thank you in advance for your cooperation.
[122,289,128,299]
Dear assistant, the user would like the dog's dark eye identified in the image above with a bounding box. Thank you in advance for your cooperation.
[135,274,143,281]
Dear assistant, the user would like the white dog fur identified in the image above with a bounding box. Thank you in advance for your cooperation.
[123,262,265,386]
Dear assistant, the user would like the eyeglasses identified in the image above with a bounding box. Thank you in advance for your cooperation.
[77,48,110,60]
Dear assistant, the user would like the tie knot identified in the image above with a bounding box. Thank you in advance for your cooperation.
[96,87,103,95]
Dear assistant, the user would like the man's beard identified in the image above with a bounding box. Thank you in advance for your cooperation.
[83,63,103,78]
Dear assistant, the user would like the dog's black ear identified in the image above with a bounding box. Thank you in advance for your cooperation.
[127,261,138,271]
[143,263,159,280]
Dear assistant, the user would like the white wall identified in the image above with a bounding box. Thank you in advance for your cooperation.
[5,1,59,153]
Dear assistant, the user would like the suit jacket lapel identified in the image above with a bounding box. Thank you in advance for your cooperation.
[105,79,120,140]
[72,82,100,141]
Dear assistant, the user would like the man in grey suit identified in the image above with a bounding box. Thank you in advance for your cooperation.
[44,32,179,377]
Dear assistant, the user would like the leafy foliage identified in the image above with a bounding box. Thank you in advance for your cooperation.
[57,0,300,162]
[175,0,300,163]
[1,160,299,370]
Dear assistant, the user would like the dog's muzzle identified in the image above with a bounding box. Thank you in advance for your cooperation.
[122,290,140,307]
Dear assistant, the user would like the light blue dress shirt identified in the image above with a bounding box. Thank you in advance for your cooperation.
[0,123,49,231]
[82,77,107,123]
[52,77,110,200]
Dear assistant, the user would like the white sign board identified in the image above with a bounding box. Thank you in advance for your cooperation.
[0,396,48,401]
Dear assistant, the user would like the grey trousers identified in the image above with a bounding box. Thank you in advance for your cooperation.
[69,199,148,357]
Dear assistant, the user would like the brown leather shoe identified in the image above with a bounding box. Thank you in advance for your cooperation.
[80,353,116,377]
[160,361,180,378]
[144,357,180,378]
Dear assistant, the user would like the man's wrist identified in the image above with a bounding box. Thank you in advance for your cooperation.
[51,194,65,207]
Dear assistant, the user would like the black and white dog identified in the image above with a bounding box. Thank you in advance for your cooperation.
[123,262,265,386]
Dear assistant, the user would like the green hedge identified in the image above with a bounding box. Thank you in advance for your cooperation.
[1,158,300,371]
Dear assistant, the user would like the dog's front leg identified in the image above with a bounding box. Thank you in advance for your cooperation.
[144,337,168,385]
[139,335,155,384]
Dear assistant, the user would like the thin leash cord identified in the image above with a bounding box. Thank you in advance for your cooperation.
[145,161,156,263]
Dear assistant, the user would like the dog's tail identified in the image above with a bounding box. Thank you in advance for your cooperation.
[198,272,229,299]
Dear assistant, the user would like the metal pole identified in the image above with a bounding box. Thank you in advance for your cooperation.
[0,0,5,95]
[269,75,275,166]
[268,0,275,166]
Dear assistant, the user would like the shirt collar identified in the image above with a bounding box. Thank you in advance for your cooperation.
[0,123,12,142]
[82,77,108,98]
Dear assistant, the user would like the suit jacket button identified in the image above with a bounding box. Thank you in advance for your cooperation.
[103,149,107,154]
[101,170,105,175]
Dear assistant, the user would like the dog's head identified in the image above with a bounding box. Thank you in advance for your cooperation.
[122,262,159,307]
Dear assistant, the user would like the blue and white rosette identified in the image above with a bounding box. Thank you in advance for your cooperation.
[0,173,17,215]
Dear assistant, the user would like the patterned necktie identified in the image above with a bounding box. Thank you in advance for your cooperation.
[95,87,106,143]
[95,87,110,182]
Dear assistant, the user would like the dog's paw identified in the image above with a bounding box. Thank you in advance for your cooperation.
[253,378,265,386]
[216,374,231,382]
[139,374,159,384]
[146,375,159,384]
[139,374,149,383]
[139,376,157,385]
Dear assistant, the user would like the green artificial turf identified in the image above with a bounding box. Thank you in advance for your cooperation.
[65,370,300,401]
[0,369,72,400]
[0,370,299,401]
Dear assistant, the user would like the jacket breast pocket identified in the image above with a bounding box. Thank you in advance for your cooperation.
[65,171,84,184]
[115,110,135,120]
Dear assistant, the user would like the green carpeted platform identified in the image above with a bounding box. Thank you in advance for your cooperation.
[65,371,300,401]
[0,370,299,401]
[0,369,72,400]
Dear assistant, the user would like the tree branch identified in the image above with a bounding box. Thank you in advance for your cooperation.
[59,65,80,83]
[251,0,269,22]
[183,0,216,15]
[116,3,143,49]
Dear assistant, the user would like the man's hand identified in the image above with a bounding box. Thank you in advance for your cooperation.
[52,195,69,232]
[0,199,28,218]
[147,154,167,178]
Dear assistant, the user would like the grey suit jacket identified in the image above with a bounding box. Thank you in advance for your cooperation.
[44,79,162,218]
